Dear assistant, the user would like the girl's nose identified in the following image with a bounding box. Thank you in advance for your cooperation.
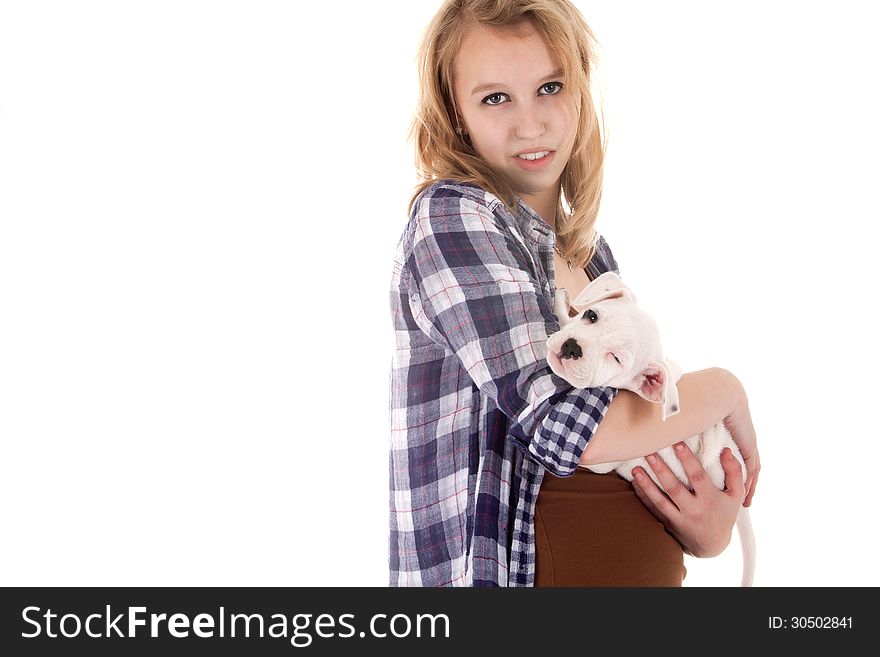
[514,104,547,140]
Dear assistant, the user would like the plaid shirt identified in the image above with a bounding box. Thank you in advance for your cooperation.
[389,179,620,586]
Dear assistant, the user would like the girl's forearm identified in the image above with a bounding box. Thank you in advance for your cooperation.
[579,368,744,466]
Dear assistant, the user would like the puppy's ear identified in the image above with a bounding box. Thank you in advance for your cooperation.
[554,288,574,328]
[571,271,637,312]
[659,360,681,421]
[630,360,680,421]
[664,357,683,385]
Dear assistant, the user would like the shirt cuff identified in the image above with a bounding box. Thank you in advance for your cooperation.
[524,386,618,477]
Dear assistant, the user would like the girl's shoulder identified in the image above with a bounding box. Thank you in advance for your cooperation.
[405,178,507,239]
[592,233,620,276]
[412,178,500,213]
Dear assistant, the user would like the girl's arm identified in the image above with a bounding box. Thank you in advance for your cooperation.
[405,185,617,478]
[579,367,744,465]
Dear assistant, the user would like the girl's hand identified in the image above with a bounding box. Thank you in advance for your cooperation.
[630,443,744,558]
[721,385,760,507]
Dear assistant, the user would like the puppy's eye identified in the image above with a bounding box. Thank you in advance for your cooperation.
[583,309,598,323]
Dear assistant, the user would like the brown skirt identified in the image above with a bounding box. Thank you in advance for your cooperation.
[534,467,686,586]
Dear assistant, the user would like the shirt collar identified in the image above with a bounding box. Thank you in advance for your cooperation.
[513,197,555,248]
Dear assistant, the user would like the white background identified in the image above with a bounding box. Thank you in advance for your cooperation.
[1,0,877,587]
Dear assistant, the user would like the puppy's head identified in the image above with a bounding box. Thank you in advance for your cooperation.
[547,272,681,420]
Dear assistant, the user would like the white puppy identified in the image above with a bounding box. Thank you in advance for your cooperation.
[545,271,755,587]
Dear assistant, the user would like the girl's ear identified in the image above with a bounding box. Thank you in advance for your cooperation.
[629,360,680,421]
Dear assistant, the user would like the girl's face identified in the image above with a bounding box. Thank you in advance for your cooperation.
[452,20,578,222]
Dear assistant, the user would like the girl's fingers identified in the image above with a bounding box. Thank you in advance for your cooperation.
[644,452,692,510]
[743,456,760,506]
[719,447,746,500]
[631,466,679,521]
[669,442,713,496]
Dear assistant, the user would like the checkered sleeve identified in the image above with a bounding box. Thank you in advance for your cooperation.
[404,187,616,477]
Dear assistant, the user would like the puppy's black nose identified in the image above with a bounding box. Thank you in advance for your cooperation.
[560,338,582,360]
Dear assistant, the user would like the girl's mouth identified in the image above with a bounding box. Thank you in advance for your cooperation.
[513,150,555,170]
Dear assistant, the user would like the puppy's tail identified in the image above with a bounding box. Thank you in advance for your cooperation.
[737,506,756,587]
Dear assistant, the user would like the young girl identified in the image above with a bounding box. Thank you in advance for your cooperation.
[389,0,759,587]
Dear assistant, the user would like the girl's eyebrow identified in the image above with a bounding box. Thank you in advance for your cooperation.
[470,68,564,96]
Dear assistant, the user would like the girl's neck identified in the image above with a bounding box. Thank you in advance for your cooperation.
[519,191,559,232]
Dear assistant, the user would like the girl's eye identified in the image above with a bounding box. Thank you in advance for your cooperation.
[481,82,564,106]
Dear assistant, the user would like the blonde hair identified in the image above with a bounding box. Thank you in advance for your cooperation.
[407,0,607,268]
